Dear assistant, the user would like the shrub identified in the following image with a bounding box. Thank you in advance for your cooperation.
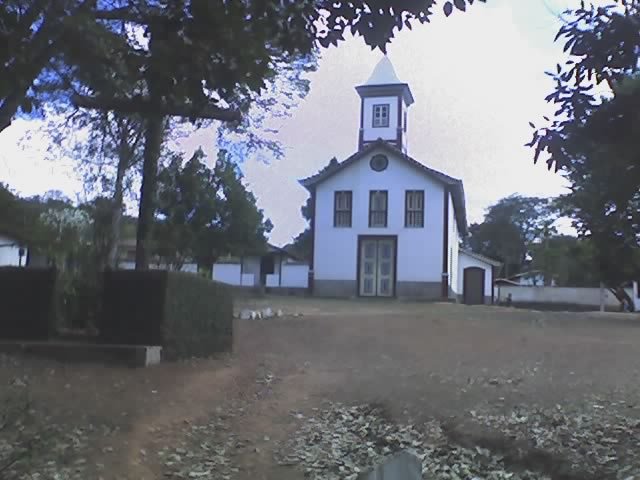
[99,270,233,359]
[57,271,102,332]
[163,272,233,359]
[0,267,57,340]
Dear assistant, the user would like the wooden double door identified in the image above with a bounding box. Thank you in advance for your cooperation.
[359,237,396,297]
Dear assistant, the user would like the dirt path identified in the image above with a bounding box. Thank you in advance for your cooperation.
[129,356,348,479]
[224,371,339,480]
[4,302,640,479]
[123,363,247,478]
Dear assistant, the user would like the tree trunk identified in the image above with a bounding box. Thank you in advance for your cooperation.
[172,259,184,272]
[599,282,606,312]
[135,114,164,270]
[608,286,634,312]
[106,150,127,268]
[135,18,168,271]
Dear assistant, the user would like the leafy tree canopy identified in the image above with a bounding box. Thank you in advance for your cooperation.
[287,157,340,260]
[155,148,272,270]
[465,195,559,278]
[286,196,313,261]
[1,0,485,132]
[529,0,640,294]
[1,0,485,269]
[529,234,600,287]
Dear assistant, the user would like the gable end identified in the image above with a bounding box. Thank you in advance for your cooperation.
[299,140,468,235]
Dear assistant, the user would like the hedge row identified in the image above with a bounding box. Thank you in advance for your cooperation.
[99,270,233,359]
[0,268,233,360]
[0,267,57,340]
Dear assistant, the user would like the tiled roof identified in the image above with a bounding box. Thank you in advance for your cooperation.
[459,248,503,267]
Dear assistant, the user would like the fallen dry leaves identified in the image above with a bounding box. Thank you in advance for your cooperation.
[5,392,640,479]
[275,400,640,480]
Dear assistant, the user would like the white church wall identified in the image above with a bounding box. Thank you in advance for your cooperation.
[314,146,445,283]
[448,194,460,295]
[362,96,399,143]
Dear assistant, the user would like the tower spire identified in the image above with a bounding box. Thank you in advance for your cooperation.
[365,56,402,85]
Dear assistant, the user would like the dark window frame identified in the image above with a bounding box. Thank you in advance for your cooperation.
[370,154,389,172]
[405,190,425,228]
[372,104,390,128]
[369,190,388,228]
[333,190,353,228]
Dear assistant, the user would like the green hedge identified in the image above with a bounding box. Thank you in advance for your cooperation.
[0,267,57,340]
[99,270,233,359]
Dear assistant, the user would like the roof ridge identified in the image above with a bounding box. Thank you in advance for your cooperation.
[460,248,503,266]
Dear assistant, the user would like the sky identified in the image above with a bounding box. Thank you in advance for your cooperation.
[0,0,602,245]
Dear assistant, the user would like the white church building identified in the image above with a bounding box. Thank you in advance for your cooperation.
[300,57,500,303]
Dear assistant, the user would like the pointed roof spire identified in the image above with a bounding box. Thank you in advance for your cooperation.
[356,56,414,106]
[365,56,402,86]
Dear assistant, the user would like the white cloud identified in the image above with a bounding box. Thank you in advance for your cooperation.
[0,119,82,198]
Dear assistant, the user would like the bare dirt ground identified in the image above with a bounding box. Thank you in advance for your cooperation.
[2,298,640,479]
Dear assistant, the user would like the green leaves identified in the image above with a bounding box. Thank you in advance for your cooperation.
[454,0,467,12]
[1,0,488,135]
[444,2,454,16]
[443,0,484,17]
[529,2,640,172]
[527,2,640,289]
[466,195,560,278]
[155,149,270,269]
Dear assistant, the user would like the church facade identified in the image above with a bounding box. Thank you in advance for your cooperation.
[300,57,500,302]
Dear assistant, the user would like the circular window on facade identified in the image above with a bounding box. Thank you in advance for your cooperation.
[370,154,389,172]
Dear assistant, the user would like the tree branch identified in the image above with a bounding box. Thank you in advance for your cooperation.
[72,95,242,122]
[0,0,97,135]
[0,116,11,133]
[94,5,156,24]
[94,8,141,22]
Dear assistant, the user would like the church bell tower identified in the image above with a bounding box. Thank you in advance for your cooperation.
[355,56,414,154]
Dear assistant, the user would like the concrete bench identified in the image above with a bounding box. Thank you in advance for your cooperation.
[0,341,162,367]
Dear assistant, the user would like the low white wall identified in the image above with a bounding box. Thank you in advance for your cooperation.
[281,264,309,288]
[242,257,261,285]
[213,263,242,285]
[118,261,198,273]
[0,235,25,267]
[241,273,255,286]
[496,285,634,308]
[181,263,198,273]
